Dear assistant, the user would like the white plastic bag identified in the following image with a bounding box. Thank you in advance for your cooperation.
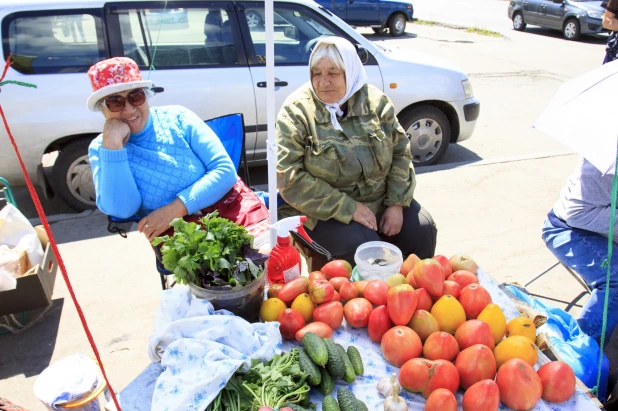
[0,204,43,268]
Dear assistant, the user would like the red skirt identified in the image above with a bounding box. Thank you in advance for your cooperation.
[163,179,270,238]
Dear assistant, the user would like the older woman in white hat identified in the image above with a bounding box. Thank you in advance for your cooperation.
[276,37,437,265]
[87,57,264,241]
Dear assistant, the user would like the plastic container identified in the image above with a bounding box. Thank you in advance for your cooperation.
[188,272,266,323]
[266,216,309,285]
[266,236,301,285]
[354,241,403,281]
[34,354,108,411]
[58,380,108,411]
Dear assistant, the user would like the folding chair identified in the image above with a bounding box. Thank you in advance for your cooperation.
[107,113,252,290]
[524,261,592,312]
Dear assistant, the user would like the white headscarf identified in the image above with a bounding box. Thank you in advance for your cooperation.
[309,37,368,131]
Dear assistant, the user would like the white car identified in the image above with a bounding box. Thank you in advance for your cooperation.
[0,0,479,211]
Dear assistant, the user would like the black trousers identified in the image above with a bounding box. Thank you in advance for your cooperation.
[306,199,437,266]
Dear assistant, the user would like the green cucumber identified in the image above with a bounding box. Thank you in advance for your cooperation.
[302,332,328,366]
[318,367,335,395]
[336,387,358,411]
[346,345,364,375]
[322,395,341,411]
[297,347,321,386]
[323,338,345,379]
[355,399,369,411]
[336,343,356,383]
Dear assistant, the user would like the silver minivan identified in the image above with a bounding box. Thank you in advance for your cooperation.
[0,0,479,211]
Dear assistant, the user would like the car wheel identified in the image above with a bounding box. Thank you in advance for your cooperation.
[563,18,580,40]
[51,138,97,211]
[245,11,263,29]
[399,105,451,167]
[372,27,387,35]
[513,12,527,31]
[389,14,406,37]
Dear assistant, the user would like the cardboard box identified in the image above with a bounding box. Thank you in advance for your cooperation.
[0,227,58,316]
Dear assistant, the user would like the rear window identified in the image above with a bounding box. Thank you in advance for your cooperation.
[2,10,107,74]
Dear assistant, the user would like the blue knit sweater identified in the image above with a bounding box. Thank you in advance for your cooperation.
[89,105,237,218]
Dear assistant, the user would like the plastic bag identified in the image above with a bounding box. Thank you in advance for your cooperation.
[506,285,610,401]
[0,204,43,268]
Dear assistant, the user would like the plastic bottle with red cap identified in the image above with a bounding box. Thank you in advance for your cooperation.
[266,216,311,285]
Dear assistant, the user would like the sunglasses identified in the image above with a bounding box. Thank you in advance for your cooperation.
[102,89,147,112]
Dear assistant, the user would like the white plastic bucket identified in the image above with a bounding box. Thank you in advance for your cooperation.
[354,241,403,281]
[34,354,108,411]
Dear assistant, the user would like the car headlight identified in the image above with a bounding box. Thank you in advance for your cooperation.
[588,10,604,19]
[462,79,474,99]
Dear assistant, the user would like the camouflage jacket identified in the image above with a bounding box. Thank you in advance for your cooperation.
[276,83,415,230]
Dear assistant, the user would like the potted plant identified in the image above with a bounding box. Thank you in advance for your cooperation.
[152,211,268,322]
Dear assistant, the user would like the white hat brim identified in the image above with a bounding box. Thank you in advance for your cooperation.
[86,80,152,111]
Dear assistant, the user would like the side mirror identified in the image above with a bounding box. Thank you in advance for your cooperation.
[552,0,564,3]
[283,26,298,40]
[356,46,369,64]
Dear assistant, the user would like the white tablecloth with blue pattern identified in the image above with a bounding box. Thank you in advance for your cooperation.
[280,268,599,411]
[115,269,599,411]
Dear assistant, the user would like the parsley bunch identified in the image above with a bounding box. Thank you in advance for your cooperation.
[206,349,314,411]
[152,211,268,288]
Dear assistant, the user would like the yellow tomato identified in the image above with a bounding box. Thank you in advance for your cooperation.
[506,317,537,342]
[477,303,507,344]
[260,297,287,322]
[430,295,466,334]
[494,335,538,369]
[290,293,315,323]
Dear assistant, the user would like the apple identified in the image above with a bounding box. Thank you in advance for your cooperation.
[449,254,478,275]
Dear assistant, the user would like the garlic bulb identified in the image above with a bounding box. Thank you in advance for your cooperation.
[384,383,408,411]
[377,373,397,397]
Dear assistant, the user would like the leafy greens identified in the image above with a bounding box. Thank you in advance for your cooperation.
[151,211,268,288]
[205,349,315,411]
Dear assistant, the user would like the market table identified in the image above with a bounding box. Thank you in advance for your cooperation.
[113,268,601,411]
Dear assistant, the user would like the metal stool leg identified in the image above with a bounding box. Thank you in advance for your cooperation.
[564,266,592,294]
[524,261,561,288]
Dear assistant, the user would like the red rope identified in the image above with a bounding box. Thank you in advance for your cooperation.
[0,54,12,82]
[0,106,122,410]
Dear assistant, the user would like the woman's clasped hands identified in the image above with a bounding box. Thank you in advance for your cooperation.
[353,203,403,236]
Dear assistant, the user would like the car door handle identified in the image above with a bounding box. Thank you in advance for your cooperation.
[348,0,354,3]
[257,81,288,88]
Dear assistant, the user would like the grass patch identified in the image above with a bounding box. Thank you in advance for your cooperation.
[415,19,441,26]
[413,19,503,38]
[465,26,502,37]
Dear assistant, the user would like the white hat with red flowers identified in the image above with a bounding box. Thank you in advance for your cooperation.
[86,57,152,111]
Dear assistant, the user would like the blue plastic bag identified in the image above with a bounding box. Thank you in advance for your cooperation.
[506,285,610,401]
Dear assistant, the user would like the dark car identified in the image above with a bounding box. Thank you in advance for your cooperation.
[508,0,607,40]
[314,0,414,37]
[246,0,414,37]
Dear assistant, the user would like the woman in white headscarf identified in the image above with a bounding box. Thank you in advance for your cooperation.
[276,37,436,265]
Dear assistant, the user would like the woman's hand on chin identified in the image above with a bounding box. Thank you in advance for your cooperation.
[353,202,378,231]
[138,199,188,242]
[379,205,403,237]
[102,119,130,150]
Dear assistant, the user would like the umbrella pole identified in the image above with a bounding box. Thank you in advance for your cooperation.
[264,0,278,248]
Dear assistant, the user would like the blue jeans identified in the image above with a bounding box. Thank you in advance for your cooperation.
[542,210,618,346]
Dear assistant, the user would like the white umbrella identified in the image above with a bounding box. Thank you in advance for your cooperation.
[534,59,618,175]
[264,0,279,247]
